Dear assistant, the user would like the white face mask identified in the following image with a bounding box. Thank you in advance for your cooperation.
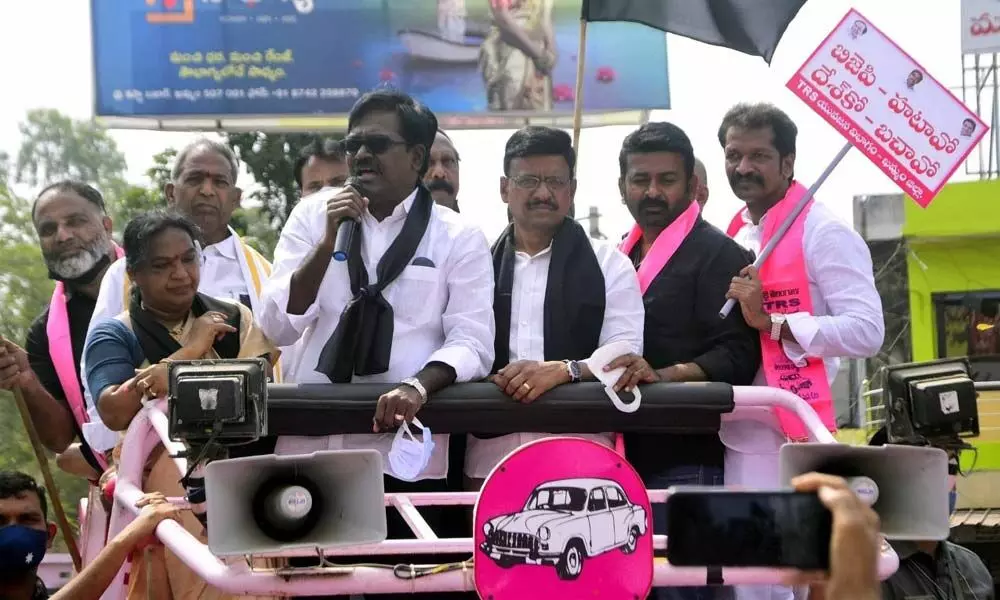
[387,418,435,481]
[584,341,642,414]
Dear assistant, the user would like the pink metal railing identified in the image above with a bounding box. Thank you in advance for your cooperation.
[92,386,898,599]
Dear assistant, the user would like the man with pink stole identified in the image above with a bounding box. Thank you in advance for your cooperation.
[720,103,884,600]
[0,181,120,483]
[609,122,761,600]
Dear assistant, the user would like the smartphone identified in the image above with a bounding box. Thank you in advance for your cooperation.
[665,488,832,570]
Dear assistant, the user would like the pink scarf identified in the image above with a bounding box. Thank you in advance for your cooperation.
[726,182,836,440]
[613,200,701,455]
[46,246,123,469]
[619,200,701,294]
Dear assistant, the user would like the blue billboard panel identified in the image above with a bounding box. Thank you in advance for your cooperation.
[91,0,670,121]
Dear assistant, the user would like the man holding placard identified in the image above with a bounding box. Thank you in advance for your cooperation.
[720,102,884,600]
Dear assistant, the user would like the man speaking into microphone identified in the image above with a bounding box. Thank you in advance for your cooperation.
[259,90,495,597]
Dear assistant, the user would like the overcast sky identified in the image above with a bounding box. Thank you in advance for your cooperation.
[0,0,978,242]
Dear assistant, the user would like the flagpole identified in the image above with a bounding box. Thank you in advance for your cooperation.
[718,141,854,318]
[571,18,588,153]
[13,386,83,571]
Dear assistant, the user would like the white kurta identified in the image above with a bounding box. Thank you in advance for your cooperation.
[464,237,645,479]
[258,188,496,481]
[726,202,883,600]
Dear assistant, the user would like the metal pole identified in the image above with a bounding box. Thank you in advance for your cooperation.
[13,387,83,571]
[719,141,854,318]
[571,18,588,153]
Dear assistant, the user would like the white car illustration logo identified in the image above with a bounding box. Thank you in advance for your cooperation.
[479,477,648,580]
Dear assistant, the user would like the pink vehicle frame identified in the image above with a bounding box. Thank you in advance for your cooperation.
[78,385,900,599]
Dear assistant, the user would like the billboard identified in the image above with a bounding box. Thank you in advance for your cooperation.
[961,0,1000,55]
[90,0,670,130]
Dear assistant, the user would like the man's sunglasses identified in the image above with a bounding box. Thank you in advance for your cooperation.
[342,134,406,155]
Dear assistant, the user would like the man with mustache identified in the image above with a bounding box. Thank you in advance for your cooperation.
[0,181,119,482]
[464,126,643,488]
[604,122,761,600]
[84,138,277,452]
[424,130,461,212]
[259,89,494,599]
[719,102,883,600]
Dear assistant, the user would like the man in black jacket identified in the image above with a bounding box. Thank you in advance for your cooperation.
[609,122,761,600]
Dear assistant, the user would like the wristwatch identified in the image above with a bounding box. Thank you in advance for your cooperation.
[400,377,428,405]
[769,313,787,341]
[563,360,582,383]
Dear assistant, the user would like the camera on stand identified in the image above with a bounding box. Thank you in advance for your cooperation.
[166,358,269,452]
[881,358,979,448]
[167,358,267,462]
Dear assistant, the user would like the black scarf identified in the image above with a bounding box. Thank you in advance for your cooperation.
[129,289,242,364]
[491,217,606,373]
[315,185,434,383]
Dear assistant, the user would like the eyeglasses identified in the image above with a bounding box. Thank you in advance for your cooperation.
[343,134,406,155]
[510,175,571,190]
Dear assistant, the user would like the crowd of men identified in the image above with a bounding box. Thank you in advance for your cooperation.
[0,88,993,600]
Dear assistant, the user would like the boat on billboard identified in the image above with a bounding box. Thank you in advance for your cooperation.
[91,0,670,129]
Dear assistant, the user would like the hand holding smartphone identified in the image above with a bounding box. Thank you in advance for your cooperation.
[665,487,833,570]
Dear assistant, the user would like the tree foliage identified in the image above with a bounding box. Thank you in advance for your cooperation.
[108,148,177,233]
[11,109,162,236]
[225,132,337,227]
[2,111,176,545]
[15,109,128,192]
[2,113,317,548]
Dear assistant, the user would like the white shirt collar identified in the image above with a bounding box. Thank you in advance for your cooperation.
[369,187,419,220]
[203,227,239,259]
[514,242,554,260]
[400,187,418,213]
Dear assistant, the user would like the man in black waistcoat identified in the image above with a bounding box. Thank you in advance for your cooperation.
[464,126,645,488]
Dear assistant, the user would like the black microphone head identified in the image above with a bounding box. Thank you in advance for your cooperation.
[345,176,371,198]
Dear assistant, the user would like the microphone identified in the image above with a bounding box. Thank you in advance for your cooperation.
[332,178,364,262]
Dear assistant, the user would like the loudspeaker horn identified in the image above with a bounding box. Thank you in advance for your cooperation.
[205,449,387,556]
[779,442,950,540]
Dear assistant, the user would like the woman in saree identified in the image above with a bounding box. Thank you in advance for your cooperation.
[480,0,556,111]
[84,210,280,600]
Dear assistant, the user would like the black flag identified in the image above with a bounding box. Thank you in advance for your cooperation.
[581,0,808,64]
